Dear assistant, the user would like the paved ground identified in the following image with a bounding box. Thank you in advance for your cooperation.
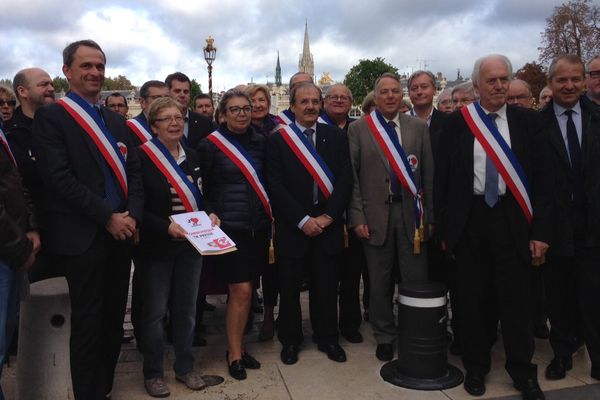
[3,289,599,399]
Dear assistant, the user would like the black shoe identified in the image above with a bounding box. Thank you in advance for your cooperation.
[375,343,393,361]
[449,340,461,356]
[280,345,299,365]
[464,372,486,396]
[317,343,347,362]
[241,351,261,369]
[545,356,572,380]
[193,334,207,347]
[342,331,363,344]
[514,378,545,400]
[534,324,550,339]
[228,359,247,380]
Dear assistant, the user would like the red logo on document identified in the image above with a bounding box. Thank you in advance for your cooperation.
[209,237,232,249]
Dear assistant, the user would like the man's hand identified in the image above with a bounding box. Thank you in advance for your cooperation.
[354,224,370,240]
[314,214,333,230]
[167,222,187,239]
[106,211,136,240]
[301,218,323,237]
[208,213,220,227]
[26,230,41,255]
[530,240,549,259]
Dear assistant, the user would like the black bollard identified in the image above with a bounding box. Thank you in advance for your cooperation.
[380,281,463,390]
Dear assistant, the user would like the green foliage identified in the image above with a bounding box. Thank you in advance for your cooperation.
[190,79,202,106]
[343,57,399,105]
[52,76,69,93]
[103,75,134,90]
[0,78,12,89]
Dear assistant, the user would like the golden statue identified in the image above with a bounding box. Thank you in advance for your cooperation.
[318,72,334,86]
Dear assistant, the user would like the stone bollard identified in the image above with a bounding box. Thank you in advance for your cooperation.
[17,277,72,400]
[380,281,463,390]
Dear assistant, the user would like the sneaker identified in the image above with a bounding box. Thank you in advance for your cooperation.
[144,377,170,398]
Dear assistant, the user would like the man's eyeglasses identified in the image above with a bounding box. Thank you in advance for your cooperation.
[155,115,184,124]
[0,100,16,107]
[588,70,600,79]
[326,95,351,102]
[228,106,252,115]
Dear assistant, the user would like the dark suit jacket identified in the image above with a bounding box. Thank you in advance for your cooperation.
[542,96,600,254]
[435,105,553,260]
[183,110,215,149]
[429,107,447,164]
[32,103,144,256]
[136,145,201,251]
[266,122,353,257]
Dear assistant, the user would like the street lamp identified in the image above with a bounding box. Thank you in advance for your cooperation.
[203,36,217,101]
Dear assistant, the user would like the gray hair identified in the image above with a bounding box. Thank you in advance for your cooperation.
[451,81,476,98]
[407,70,436,89]
[548,54,585,80]
[538,86,552,102]
[586,55,600,73]
[374,72,401,92]
[218,88,251,115]
[510,79,532,96]
[289,82,322,106]
[471,54,513,86]
[288,72,313,89]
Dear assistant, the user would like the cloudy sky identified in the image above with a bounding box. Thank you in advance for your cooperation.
[0,0,566,91]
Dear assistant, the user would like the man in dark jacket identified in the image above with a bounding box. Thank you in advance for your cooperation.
[0,125,39,399]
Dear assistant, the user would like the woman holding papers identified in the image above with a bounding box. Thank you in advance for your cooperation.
[198,89,271,380]
[136,97,223,397]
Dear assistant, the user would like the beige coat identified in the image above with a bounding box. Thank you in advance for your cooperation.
[348,113,434,246]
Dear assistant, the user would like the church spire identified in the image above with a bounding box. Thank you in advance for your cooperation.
[298,20,314,80]
[275,50,282,86]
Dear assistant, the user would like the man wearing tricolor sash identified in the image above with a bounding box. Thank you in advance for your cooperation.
[126,80,169,146]
[435,55,553,400]
[32,40,144,400]
[266,82,352,365]
[347,72,434,363]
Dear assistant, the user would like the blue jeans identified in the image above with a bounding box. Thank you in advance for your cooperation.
[0,259,18,400]
[140,243,202,379]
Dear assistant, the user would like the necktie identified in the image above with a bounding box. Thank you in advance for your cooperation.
[304,128,318,204]
[564,110,582,173]
[388,121,403,196]
[95,105,122,210]
[484,113,499,207]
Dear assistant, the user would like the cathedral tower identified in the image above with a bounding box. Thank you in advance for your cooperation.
[298,21,314,80]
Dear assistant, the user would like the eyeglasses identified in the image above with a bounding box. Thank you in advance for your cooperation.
[228,106,252,115]
[588,70,600,79]
[154,115,184,124]
[0,100,16,107]
[326,95,351,102]
[439,99,452,106]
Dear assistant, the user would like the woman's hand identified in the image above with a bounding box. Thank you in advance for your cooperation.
[209,213,221,227]
[167,222,187,239]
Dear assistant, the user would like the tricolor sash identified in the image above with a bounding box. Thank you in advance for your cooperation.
[365,110,425,253]
[274,109,295,126]
[206,130,272,219]
[317,113,335,126]
[0,126,16,166]
[278,123,335,198]
[126,117,153,144]
[140,137,202,212]
[58,92,128,197]
[461,102,533,223]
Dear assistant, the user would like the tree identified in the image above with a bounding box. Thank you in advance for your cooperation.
[52,76,69,93]
[190,79,202,105]
[538,0,600,64]
[103,75,134,90]
[515,62,548,104]
[343,57,399,105]
[0,78,12,89]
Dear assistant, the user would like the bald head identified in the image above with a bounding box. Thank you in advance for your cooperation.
[507,79,533,108]
[13,67,55,117]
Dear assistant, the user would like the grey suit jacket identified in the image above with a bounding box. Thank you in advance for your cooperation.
[348,113,434,246]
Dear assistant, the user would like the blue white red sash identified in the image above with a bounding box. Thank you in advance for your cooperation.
[365,110,425,252]
[317,113,335,126]
[0,126,16,166]
[140,137,202,212]
[274,109,295,126]
[461,102,533,223]
[126,117,152,144]
[58,92,128,197]
[206,130,272,219]
[278,123,335,198]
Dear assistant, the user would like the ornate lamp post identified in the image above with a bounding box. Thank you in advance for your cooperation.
[203,36,217,101]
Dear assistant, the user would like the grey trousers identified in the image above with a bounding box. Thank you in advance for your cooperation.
[363,202,428,344]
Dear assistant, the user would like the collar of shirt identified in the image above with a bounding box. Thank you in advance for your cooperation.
[386,114,401,127]
[295,122,317,133]
[553,100,581,118]
[175,143,187,165]
[406,107,433,126]
[480,103,508,122]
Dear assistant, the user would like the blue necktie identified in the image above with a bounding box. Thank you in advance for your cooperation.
[484,113,499,207]
[304,128,318,204]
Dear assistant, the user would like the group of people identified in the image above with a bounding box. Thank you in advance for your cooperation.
[1,38,599,400]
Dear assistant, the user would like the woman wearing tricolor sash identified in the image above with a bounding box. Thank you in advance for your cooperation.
[136,97,223,397]
[198,89,270,380]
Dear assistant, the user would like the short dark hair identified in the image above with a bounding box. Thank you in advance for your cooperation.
[140,80,167,98]
[12,70,27,101]
[290,82,322,105]
[218,89,251,115]
[105,92,127,107]
[548,54,585,80]
[407,70,436,89]
[63,39,105,67]
[165,72,191,89]
[194,93,212,103]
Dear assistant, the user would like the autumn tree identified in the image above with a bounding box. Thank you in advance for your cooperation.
[515,62,548,104]
[538,0,600,64]
[344,57,399,105]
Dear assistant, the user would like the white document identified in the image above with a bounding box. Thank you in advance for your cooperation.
[170,211,237,255]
